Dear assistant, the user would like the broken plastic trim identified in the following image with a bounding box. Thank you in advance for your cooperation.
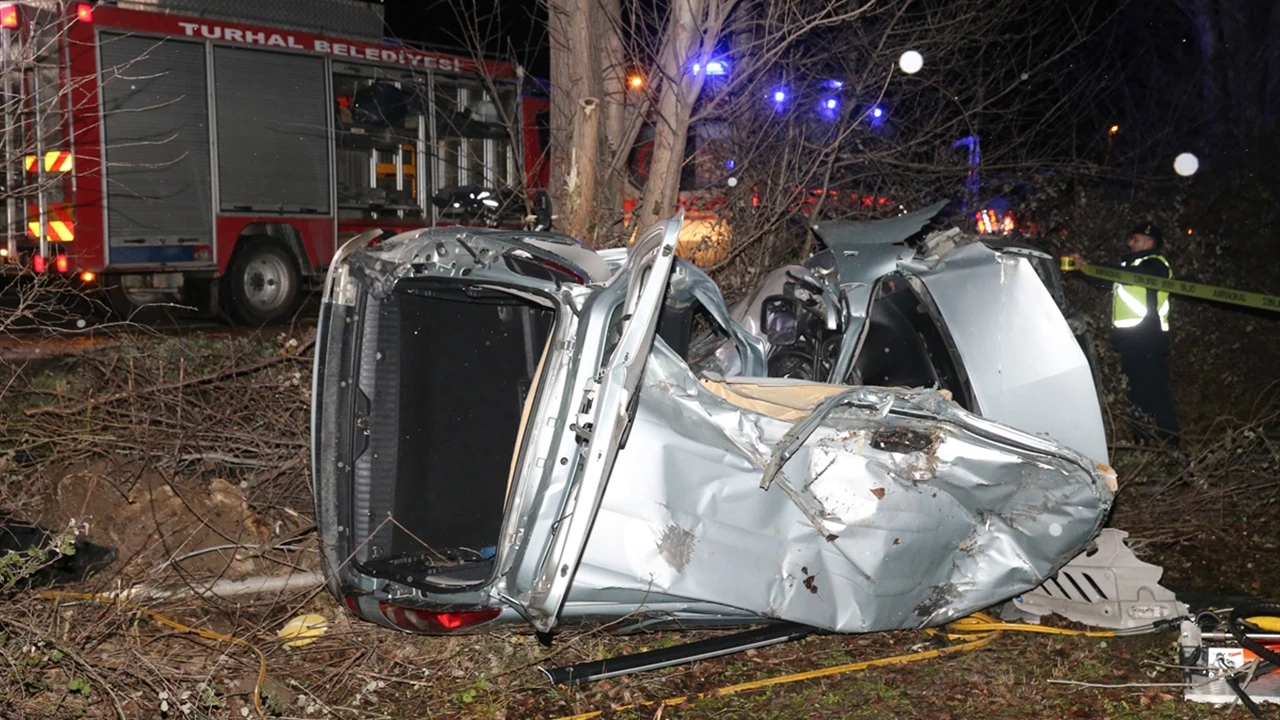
[542,623,814,685]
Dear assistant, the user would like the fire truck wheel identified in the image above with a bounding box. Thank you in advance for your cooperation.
[223,238,302,326]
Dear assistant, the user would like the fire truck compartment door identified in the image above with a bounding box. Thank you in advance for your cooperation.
[214,47,331,215]
[99,34,213,259]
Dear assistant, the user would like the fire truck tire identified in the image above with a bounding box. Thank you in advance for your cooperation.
[223,238,302,326]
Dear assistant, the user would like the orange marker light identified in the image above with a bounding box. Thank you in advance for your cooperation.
[627,75,644,90]
[80,270,96,283]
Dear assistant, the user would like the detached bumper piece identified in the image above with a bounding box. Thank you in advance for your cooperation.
[1014,528,1186,630]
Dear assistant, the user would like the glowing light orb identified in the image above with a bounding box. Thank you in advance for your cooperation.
[1174,153,1199,177]
[899,50,924,74]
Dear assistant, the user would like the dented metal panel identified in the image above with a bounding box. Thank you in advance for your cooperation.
[916,244,1110,464]
[572,342,1114,632]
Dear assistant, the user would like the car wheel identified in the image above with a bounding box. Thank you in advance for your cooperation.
[223,237,302,326]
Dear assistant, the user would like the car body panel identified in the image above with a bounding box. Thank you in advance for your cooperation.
[915,244,1110,464]
[570,341,1113,632]
[808,201,951,382]
[522,216,683,631]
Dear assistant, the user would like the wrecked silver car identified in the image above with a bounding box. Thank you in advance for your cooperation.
[310,205,1116,637]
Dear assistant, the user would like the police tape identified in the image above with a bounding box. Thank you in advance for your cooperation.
[1060,258,1280,313]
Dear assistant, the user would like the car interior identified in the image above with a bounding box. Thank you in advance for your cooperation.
[353,280,554,588]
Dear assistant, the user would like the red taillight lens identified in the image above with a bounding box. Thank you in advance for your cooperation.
[377,603,501,633]
[0,5,18,28]
[54,254,68,273]
[342,596,361,617]
[32,254,45,273]
[75,3,92,22]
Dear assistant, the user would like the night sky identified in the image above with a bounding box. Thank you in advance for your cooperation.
[380,0,548,75]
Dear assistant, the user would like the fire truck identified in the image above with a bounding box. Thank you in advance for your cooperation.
[1,0,543,324]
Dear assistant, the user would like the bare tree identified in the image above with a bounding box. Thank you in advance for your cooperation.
[447,0,1124,267]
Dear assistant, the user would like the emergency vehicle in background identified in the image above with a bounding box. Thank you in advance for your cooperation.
[1,0,544,324]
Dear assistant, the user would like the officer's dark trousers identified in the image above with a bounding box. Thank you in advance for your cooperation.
[1113,328,1180,445]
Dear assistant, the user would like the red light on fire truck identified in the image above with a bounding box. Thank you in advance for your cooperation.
[75,3,92,23]
[32,254,45,274]
[54,254,68,273]
[0,4,19,28]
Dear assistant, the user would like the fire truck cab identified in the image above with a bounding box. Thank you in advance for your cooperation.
[2,0,532,324]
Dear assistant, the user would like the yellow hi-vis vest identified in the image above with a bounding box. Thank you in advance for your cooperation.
[1112,254,1171,331]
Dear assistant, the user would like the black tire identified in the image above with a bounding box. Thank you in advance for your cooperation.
[222,237,303,326]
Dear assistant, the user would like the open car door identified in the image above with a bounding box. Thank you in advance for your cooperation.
[523,215,682,632]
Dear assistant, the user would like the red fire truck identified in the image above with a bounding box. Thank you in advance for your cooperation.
[2,0,544,324]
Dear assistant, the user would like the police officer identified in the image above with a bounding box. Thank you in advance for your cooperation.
[1068,222,1180,446]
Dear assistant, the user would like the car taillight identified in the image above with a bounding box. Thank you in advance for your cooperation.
[377,603,501,633]
[342,595,361,617]
[538,256,586,284]
[503,251,587,284]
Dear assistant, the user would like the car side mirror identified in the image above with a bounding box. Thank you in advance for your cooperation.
[762,296,799,346]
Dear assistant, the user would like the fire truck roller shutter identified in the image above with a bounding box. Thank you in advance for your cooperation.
[213,47,331,214]
[99,34,213,259]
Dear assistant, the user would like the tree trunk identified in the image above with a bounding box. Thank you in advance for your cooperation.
[599,0,627,217]
[635,0,711,231]
[544,0,622,243]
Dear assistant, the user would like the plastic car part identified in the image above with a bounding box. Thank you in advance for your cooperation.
[1013,529,1186,630]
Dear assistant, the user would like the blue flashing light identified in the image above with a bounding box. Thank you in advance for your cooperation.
[726,158,736,170]
[825,79,844,89]
[773,89,787,103]
[824,97,839,110]
[692,62,701,75]
[705,60,727,76]
[868,104,886,129]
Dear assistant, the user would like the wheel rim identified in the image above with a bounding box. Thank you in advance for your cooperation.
[242,253,292,313]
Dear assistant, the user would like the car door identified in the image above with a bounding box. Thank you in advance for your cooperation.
[520,214,682,632]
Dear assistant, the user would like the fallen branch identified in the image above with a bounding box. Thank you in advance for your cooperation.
[107,570,325,602]
[24,339,314,417]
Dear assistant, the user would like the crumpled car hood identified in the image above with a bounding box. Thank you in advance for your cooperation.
[572,341,1115,632]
